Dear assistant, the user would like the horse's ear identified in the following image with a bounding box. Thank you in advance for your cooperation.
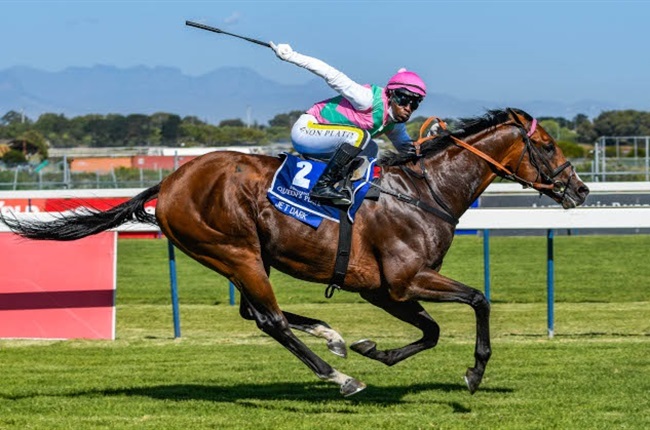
[507,108,525,126]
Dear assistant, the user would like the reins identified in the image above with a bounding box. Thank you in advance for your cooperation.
[371,171,459,225]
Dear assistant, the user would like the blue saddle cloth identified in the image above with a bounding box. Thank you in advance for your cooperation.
[267,153,378,228]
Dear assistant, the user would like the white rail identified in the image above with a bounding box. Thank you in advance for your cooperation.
[1,181,650,200]
[3,205,650,233]
[457,207,650,229]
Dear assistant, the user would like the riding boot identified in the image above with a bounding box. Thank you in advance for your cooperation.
[310,143,362,205]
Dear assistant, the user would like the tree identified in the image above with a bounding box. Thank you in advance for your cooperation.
[0,111,32,138]
[211,126,267,145]
[573,114,597,143]
[538,119,578,143]
[161,114,182,144]
[67,116,93,147]
[181,116,206,126]
[540,119,562,140]
[265,126,291,142]
[538,116,572,129]
[1,110,31,126]
[83,114,112,147]
[35,113,68,134]
[2,149,26,166]
[34,113,70,147]
[103,114,127,146]
[556,141,587,158]
[593,110,650,137]
[17,130,49,159]
[268,110,304,128]
[179,121,212,146]
[219,118,245,127]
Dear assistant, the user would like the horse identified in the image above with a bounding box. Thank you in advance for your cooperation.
[1,108,589,397]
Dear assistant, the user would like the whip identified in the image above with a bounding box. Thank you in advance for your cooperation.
[185,20,271,48]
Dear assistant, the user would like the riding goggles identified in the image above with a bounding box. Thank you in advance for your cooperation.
[391,89,422,110]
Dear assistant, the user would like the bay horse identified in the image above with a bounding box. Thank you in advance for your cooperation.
[1,108,589,397]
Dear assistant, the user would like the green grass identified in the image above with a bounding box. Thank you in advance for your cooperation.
[1,235,649,429]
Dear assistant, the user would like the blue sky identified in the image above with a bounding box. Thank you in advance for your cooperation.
[2,0,649,109]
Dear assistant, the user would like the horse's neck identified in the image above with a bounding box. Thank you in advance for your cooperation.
[424,128,517,217]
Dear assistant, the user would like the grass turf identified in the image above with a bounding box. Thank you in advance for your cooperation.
[1,235,648,429]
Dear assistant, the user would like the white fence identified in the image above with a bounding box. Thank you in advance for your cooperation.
[2,180,649,202]
[458,206,650,230]
[591,136,650,182]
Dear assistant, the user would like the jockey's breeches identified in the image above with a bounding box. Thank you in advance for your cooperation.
[291,114,375,160]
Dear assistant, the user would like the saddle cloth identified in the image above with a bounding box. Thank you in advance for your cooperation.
[267,153,379,228]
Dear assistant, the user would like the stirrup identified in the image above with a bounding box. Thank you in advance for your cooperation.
[331,196,352,206]
[310,186,351,206]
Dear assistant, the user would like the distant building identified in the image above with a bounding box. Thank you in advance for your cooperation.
[70,157,132,173]
[62,144,294,173]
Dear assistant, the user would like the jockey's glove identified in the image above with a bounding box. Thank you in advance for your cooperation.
[270,42,296,62]
[427,121,442,137]
[404,143,419,157]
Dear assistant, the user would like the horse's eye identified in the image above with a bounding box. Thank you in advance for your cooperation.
[542,143,555,154]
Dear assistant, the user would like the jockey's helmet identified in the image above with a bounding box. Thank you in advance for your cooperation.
[386,68,426,98]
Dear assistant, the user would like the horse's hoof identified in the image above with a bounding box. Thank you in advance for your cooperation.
[327,340,348,358]
[464,367,483,394]
[340,378,366,397]
[350,339,377,357]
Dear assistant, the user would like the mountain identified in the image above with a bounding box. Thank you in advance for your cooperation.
[0,65,620,124]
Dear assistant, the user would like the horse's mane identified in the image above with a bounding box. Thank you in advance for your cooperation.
[378,108,532,167]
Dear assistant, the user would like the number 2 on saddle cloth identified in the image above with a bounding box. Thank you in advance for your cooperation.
[267,152,380,228]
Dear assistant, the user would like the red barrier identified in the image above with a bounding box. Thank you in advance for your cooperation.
[0,231,117,339]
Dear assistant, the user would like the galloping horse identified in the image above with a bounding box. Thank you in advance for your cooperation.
[1,108,589,397]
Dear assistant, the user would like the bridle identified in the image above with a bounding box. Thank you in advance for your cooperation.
[413,111,575,195]
[506,110,574,196]
[373,111,576,226]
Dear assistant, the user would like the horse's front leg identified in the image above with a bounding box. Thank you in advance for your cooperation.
[397,269,491,394]
[350,289,440,365]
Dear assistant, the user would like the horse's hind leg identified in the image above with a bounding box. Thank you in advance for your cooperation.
[351,289,440,366]
[234,264,363,396]
[239,289,347,357]
[283,311,347,358]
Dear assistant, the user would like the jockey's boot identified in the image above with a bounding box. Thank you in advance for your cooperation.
[310,143,362,205]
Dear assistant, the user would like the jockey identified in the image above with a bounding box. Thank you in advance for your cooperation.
[270,42,426,205]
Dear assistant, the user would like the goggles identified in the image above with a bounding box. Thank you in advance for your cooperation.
[391,89,422,110]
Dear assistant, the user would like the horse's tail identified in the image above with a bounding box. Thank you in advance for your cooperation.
[0,184,161,241]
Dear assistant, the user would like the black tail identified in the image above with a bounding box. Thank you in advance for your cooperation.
[0,184,160,241]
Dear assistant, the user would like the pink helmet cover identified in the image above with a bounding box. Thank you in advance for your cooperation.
[386,68,427,97]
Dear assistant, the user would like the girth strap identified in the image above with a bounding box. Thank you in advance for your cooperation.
[380,186,459,226]
[325,209,353,298]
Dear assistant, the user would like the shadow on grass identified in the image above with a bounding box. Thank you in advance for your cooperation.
[2,381,512,411]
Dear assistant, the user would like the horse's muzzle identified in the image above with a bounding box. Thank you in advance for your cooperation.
[560,181,590,209]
